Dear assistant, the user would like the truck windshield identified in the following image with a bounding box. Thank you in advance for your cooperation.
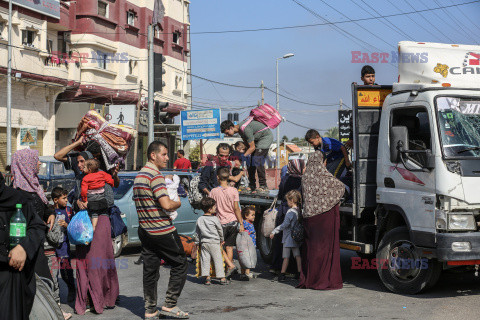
[436,97,480,158]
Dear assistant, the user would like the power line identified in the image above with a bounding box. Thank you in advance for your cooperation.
[17,0,480,41]
[163,63,341,107]
[403,0,455,43]
[385,0,444,42]
[450,0,480,33]
[190,0,480,35]
[285,119,329,131]
[353,0,413,40]
[317,0,397,49]
[430,0,479,44]
[292,0,381,54]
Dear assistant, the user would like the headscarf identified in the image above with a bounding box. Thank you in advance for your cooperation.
[302,151,344,218]
[12,148,48,204]
[287,159,305,178]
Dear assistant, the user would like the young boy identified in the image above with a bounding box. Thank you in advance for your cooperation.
[305,129,351,177]
[209,167,245,277]
[195,197,228,285]
[240,206,256,281]
[81,159,114,231]
[361,65,376,85]
[51,187,76,303]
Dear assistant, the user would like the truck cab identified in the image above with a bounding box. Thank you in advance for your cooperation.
[348,42,480,294]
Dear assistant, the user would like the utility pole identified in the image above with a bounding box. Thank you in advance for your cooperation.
[148,24,154,144]
[340,98,343,110]
[261,80,264,105]
[6,0,12,165]
[133,81,143,170]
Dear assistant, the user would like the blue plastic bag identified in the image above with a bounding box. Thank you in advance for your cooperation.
[67,210,93,245]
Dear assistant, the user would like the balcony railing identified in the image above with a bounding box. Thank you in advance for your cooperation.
[43,55,70,68]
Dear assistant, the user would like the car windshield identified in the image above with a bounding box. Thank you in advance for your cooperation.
[436,97,480,158]
[38,162,48,177]
[114,177,134,200]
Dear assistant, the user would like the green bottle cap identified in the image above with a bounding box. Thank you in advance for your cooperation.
[16,204,22,209]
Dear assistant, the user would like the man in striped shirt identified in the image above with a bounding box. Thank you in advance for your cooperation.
[133,141,189,319]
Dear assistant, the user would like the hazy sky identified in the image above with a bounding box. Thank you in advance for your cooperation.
[188,0,480,139]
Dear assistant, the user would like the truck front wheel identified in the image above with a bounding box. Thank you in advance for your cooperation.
[376,226,441,294]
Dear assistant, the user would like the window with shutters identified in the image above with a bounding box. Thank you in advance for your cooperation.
[47,39,53,54]
[98,53,108,69]
[173,31,181,45]
[22,30,36,47]
[98,1,108,17]
[57,32,67,55]
[0,22,4,39]
[127,11,135,26]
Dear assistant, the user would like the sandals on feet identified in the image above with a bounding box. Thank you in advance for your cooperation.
[220,278,229,285]
[159,306,189,319]
[204,278,211,285]
[144,311,159,320]
[225,267,238,279]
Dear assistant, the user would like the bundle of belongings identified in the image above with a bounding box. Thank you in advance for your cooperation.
[75,110,137,170]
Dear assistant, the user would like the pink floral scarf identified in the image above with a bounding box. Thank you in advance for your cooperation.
[12,148,48,204]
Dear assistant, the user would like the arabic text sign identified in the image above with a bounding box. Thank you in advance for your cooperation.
[181,109,221,140]
[357,89,392,107]
[338,110,352,144]
[13,0,60,19]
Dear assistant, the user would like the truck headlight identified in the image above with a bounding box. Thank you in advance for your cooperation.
[435,209,447,230]
[447,213,476,231]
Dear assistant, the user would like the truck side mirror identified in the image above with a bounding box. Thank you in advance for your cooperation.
[424,151,435,170]
[390,126,409,163]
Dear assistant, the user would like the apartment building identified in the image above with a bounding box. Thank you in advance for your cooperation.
[0,0,191,170]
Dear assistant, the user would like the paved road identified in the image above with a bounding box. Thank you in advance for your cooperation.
[58,248,480,320]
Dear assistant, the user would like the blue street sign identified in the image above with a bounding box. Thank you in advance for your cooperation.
[181,109,222,140]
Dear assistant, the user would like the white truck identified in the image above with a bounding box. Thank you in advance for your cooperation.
[241,41,480,294]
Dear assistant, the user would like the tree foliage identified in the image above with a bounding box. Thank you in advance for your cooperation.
[325,127,339,140]
[189,144,200,162]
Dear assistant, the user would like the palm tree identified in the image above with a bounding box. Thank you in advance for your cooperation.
[325,127,339,140]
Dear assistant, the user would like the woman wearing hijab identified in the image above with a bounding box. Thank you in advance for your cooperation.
[0,172,45,320]
[11,149,55,282]
[297,150,344,290]
[54,138,119,315]
[271,159,305,273]
[11,149,74,319]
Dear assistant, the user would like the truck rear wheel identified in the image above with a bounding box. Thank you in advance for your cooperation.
[376,226,441,294]
[257,214,273,264]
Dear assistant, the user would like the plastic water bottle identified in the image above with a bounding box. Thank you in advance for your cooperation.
[10,204,26,249]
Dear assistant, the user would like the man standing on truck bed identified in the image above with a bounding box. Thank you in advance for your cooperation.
[221,119,273,193]
[305,129,351,179]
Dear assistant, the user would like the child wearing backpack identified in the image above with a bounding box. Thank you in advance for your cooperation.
[195,197,228,285]
[270,190,302,282]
